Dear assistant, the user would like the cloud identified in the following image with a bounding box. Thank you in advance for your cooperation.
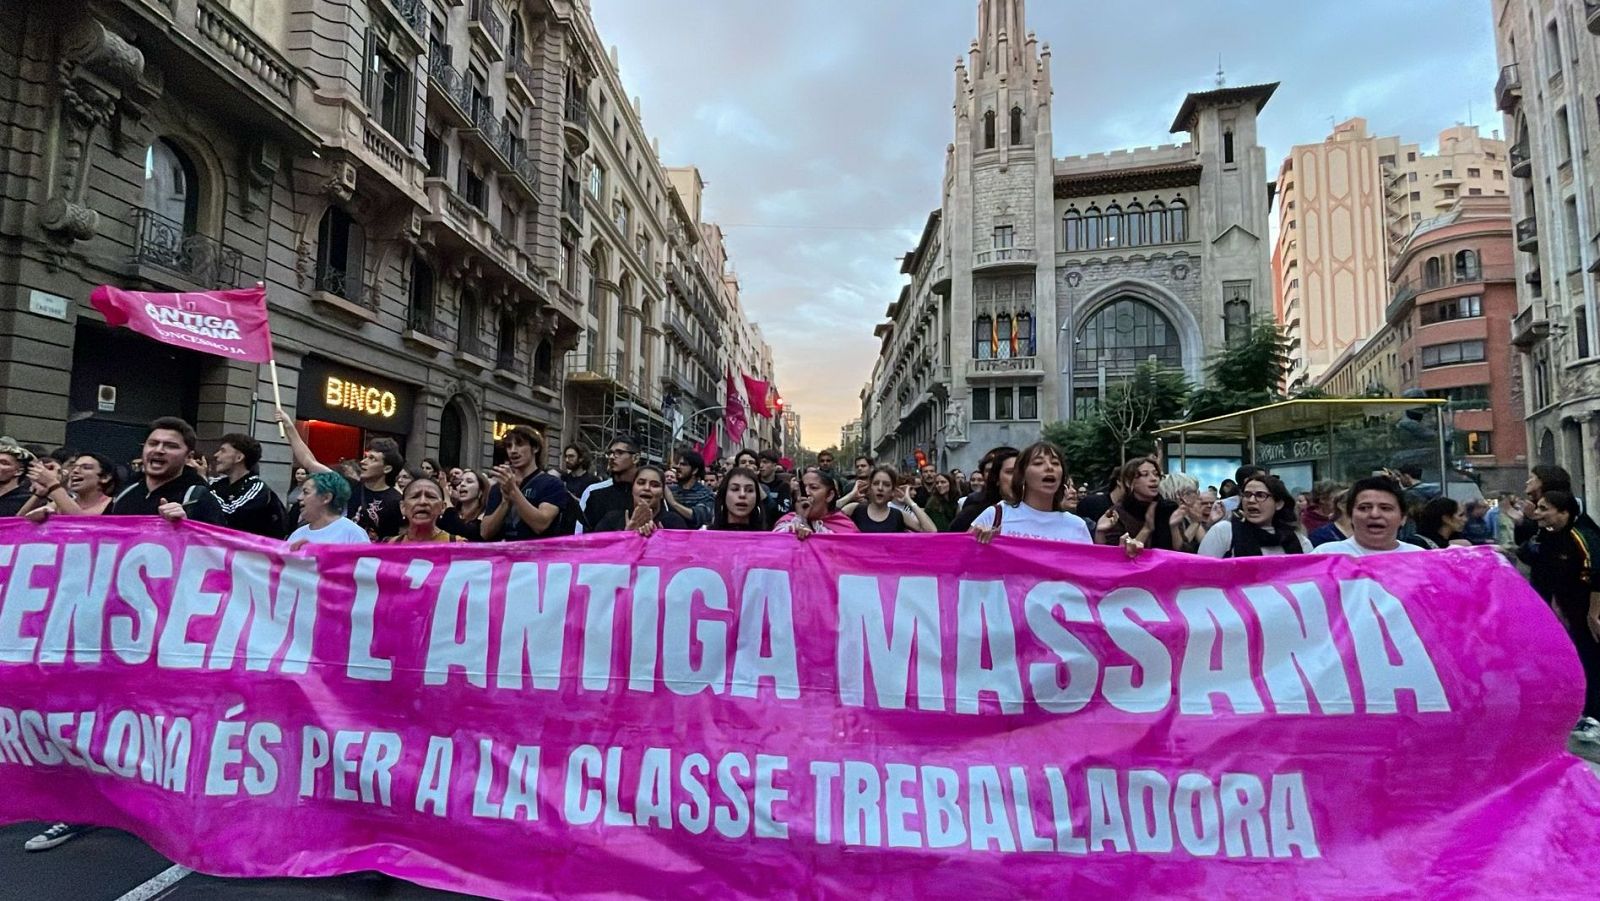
[590,0,1500,447]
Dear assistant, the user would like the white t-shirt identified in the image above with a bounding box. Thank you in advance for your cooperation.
[971,502,1093,544]
[1197,520,1314,558]
[289,517,371,545]
[1310,536,1426,557]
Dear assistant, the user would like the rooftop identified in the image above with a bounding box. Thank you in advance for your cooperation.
[1169,82,1280,133]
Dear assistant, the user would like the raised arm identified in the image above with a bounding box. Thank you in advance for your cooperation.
[274,408,331,475]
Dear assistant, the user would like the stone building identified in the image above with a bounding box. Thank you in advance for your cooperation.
[0,0,597,482]
[1274,118,1510,387]
[866,0,1276,473]
[1492,0,1600,504]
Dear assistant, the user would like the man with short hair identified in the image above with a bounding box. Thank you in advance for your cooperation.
[109,417,226,525]
[209,433,287,537]
[483,426,571,540]
[852,455,873,483]
[579,436,642,533]
[816,450,843,494]
[667,449,714,526]
[756,448,793,523]
[1312,476,1425,556]
[561,443,599,501]
[0,439,31,517]
[276,408,403,540]
[914,463,939,507]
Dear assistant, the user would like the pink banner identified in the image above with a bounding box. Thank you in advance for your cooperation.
[1,518,1598,898]
[89,284,274,363]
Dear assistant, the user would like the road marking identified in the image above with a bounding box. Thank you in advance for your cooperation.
[111,864,193,901]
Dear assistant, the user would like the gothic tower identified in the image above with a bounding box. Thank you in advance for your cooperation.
[944,0,1057,457]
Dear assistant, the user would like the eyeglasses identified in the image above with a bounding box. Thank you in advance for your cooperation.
[1240,490,1272,501]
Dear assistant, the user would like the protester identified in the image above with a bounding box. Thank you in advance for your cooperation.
[482,426,570,541]
[924,472,961,531]
[594,464,690,536]
[666,449,715,526]
[561,444,600,500]
[815,449,844,494]
[1220,465,1267,514]
[1517,489,1600,758]
[276,408,402,540]
[852,455,873,485]
[287,472,369,546]
[579,436,642,533]
[0,439,32,516]
[394,465,421,494]
[387,478,465,543]
[710,466,768,531]
[1413,497,1472,549]
[840,465,936,533]
[949,446,1019,533]
[20,452,119,520]
[1160,472,1207,553]
[1301,481,1341,535]
[1197,474,1312,558]
[439,469,489,541]
[755,448,793,522]
[774,467,857,537]
[913,464,939,507]
[971,441,1091,545]
[107,418,226,525]
[208,433,287,538]
[420,459,441,483]
[1307,489,1353,547]
[1095,456,1178,553]
[1312,476,1425,556]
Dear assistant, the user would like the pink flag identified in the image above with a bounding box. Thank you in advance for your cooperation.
[698,420,720,464]
[89,284,273,363]
[723,370,748,445]
[742,373,772,417]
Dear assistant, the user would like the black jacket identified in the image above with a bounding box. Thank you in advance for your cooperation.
[210,473,287,538]
[109,470,226,526]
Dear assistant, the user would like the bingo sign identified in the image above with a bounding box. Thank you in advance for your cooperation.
[295,357,414,431]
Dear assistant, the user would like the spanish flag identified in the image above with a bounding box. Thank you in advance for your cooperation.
[989,316,999,357]
[1010,314,1020,357]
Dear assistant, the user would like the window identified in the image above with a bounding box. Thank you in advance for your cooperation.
[1147,200,1167,243]
[1018,386,1037,420]
[1462,431,1493,455]
[1578,305,1593,358]
[423,129,447,178]
[496,312,517,370]
[1411,212,1422,223]
[1419,295,1482,325]
[1379,154,1396,167]
[1015,311,1035,356]
[1468,188,1483,196]
[1410,191,1422,201]
[1442,188,1456,199]
[460,160,487,211]
[469,67,490,125]
[995,386,1014,420]
[974,314,993,360]
[1223,282,1251,345]
[1454,250,1480,281]
[1222,129,1235,164]
[1063,208,1081,251]
[1074,297,1182,372]
[983,110,996,149]
[1467,167,1480,178]
[1442,169,1454,178]
[1546,20,1563,77]
[1557,106,1573,164]
[1566,197,1582,271]
[1423,257,1443,287]
[1420,339,1486,368]
[314,206,364,303]
[1424,384,1490,409]
[142,138,199,232]
[459,289,482,352]
[1009,106,1023,145]
[972,387,990,421]
[1407,151,1417,162]
[500,201,518,239]
[1408,171,1419,182]
[562,239,578,291]
[614,201,630,233]
[992,225,1014,249]
[589,163,605,200]
[533,339,554,383]
[1494,169,1504,180]
[364,26,411,142]
[408,256,436,330]
[1168,197,1188,242]
[1124,201,1145,246]
[1103,203,1123,247]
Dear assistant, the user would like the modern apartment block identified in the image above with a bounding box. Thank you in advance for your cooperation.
[1274,119,1509,387]
[1492,0,1600,504]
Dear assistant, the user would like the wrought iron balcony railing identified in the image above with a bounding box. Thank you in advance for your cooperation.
[130,208,242,289]
[313,263,365,307]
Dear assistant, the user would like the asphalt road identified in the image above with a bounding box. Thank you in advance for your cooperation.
[5,761,1600,899]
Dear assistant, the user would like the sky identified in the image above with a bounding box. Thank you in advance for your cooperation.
[589,0,1503,449]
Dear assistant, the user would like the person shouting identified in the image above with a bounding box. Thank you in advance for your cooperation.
[287,472,369,546]
[970,441,1092,544]
[387,478,465,544]
[775,467,857,538]
[1197,474,1312,558]
[594,464,690,536]
[1311,477,1426,557]
[840,466,936,533]
[108,417,225,525]
[710,467,768,531]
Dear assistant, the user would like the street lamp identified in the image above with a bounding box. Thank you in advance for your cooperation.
[671,405,724,444]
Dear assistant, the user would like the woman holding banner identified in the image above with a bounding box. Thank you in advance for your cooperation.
[970,442,1092,545]
[709,467,768,532]
[594,464,690,537]
[774,467,857,537]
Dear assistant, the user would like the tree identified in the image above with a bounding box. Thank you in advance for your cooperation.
[1043,361,1190,486]
[1186,315,1292,420]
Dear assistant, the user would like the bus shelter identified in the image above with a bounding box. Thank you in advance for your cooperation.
[1151,398,1453,497]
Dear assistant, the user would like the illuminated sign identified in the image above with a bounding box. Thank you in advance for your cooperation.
[326,377,398,418]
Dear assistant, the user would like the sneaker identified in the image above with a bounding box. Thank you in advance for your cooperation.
[23,823,91,852]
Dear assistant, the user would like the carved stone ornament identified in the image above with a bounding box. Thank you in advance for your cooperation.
[944,400,968,445]
[1172,263,1190,281]
[43,17,147,243]
[1065,271,1082,288]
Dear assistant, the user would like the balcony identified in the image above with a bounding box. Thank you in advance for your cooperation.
[1512,302,1550,349]
[972,247,1037,272]
[1516,216,1539,252]
[1495,63,1522,113]
[1510,140,1532,178]
[128,208,242,290]
[1588,0,1600,35]
[568,349,626,387]
[563,95,591,156]
[427,53,472,130]
[467,0,505,61]
[561,179,584,229]
[506,52,538,103]
[967,356,1043,379]
[311,263,369,313]
[402,300,449,353]
[665,313,695,347]
[191,0,306,130]
[421,179,540,295]
[456,327,494,370]
[385,0,427,39]
[1433,174,1461,189]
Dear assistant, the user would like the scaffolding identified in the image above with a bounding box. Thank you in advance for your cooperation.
[566,349,673,463]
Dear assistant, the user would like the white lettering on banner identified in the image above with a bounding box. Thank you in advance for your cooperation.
[295,727,402,806]
[424,561,494,688]
[805,760,1320,859]
[495,562,572,691]
[0,706,190,792]
[206,553,319,674]
[324,377,398,419]
[835,575,945,711]
[143,304,242,341]
[556,745,787,840]
[346,558,392,682]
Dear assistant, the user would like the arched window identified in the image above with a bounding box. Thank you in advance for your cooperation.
[1147,200,1167,244]
[1015,311,1035,355]
[408,256,436,332]
[508,14,525,60]
[496,311,517,370]
[983,110,996,149]
[1009,106,1024,145]
[1103,203,1123,247]
[1083,205,1102,249]
[1169,197,1188,242]
[1073,297,1182,373]
[1455,249,1481,282]
[1224,297,1251,346]
[1124,201,1145,247]
[974,314,993,359]
[142,138,199,232]
[1424,257,1443,288]
[1063,208,1081,252]
[996,312,1013,359]
[534,338,554,384]
[439,402,466,471]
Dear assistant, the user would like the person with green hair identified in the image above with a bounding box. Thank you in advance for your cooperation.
[288,471,369,546]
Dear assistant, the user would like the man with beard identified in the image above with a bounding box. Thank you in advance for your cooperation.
[666,448,715,526]
[914,463,939,507]
[108,417,226,524]
[276,408,403,540]
[561,444,600,501]
[209,433,287,537]
[482,426,571,540]
[579,436,642,533]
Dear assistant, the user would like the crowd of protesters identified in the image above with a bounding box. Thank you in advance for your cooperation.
[2,412,1599,851]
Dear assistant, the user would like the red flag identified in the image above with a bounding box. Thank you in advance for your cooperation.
[723,371,748,445]
[742,373,772,417]
[90,284,273,363]
[698,421,720,464]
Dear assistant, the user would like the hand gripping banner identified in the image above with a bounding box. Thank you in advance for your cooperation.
[0,519,1597,898]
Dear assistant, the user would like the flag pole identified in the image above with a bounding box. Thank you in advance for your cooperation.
[257,281,286,438]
